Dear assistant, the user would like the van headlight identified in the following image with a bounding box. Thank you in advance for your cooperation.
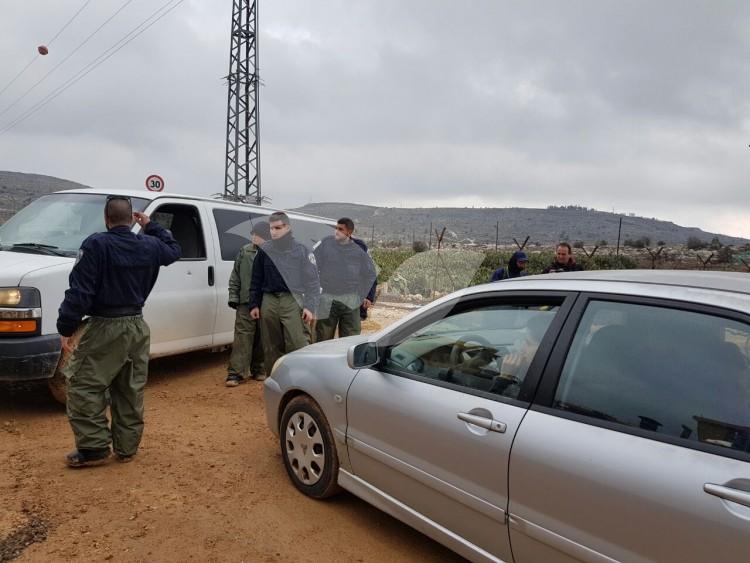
[0,287,40,307]
[0,287,41,335]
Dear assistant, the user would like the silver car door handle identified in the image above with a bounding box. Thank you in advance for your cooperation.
[457,412,507,433]
[704,483,750,509]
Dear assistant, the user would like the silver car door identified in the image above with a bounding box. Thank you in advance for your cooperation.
[346,293,575,561]
[509,296,750,563]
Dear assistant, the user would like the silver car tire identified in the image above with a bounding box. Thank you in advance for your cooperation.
[279,395,341,499]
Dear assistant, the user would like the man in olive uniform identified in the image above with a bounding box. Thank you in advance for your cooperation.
[225,221,269,386]
[249,212,320,374]
[315,218,377,341]
[57,196,181,468]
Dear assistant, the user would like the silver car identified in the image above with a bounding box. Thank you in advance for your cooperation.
[264,271,750,563]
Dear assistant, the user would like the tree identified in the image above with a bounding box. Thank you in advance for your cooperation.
[686,236,707,250]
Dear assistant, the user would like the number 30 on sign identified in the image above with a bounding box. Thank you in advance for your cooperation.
[145,174,165,192]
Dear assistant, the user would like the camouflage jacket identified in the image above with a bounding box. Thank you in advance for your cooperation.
[228,244,257,305]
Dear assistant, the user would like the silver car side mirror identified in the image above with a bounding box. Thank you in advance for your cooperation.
[347,342,379,369]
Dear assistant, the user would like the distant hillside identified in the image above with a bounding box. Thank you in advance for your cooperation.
[2,171,745,247]
[0,171,92,221]
[293,202,749,247]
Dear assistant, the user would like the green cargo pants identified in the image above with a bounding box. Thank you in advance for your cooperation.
[227,305,265,378]
[64,316,150,458]
[315,293,362,342]
[260,293,310,374]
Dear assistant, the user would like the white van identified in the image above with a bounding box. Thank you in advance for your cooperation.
[0,189,335,399]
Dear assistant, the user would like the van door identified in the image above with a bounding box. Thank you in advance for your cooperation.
[142,200,217,355]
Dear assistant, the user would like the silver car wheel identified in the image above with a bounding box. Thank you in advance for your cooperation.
[285,412,325,486]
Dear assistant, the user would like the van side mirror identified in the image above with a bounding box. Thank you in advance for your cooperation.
[347,342,379,369]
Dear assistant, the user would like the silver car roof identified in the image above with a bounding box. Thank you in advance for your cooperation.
[454,270,750,314]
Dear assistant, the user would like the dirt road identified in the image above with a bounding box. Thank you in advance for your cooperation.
[1,306,463,562]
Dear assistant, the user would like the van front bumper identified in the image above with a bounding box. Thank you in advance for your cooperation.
[0,334,61,382]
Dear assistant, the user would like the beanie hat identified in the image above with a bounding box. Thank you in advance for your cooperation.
[251,221,271,240]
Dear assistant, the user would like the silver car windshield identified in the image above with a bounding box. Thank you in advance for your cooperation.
[0,193,149,256]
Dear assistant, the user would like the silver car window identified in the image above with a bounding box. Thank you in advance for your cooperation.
[554,300,750,456]
[383,303,559,399]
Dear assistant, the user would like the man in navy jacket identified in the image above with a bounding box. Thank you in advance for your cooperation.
[57,196,181,467]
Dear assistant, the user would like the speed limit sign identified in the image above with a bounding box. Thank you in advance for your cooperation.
[145,174,165,192]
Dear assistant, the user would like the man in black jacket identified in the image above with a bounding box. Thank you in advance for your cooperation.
[249,212,320,373]
[314,218,377,341]
[542,242,584,273]
[57,196,181,467]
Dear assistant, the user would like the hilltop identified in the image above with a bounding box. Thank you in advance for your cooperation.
[0,171,92,221]
[293,202,749,247]
[1,171,746,247]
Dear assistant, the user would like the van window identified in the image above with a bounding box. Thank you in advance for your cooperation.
[152,204,206,260]
[212,208,266,261]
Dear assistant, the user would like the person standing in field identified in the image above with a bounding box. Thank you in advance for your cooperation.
[225,221,270,386]
[249,212,320,374]
[58,196,181,468]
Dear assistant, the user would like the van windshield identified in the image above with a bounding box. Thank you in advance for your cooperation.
[0,193,149,256]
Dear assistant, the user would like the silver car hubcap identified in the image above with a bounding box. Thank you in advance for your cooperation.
[285,412,325,485]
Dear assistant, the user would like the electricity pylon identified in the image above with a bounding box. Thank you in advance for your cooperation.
[223,0,261,204]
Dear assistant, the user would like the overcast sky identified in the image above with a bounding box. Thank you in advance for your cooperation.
[1,1,749,236]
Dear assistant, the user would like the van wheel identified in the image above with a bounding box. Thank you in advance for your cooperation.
[47,322,87,405]
[279,395,341,499]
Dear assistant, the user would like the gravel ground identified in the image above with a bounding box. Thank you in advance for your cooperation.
[0,305,464,562]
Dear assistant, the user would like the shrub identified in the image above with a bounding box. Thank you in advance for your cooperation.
[716,246,734,264]
[588,254,637,270]
[686,236,707,250]
[412,240,428,253]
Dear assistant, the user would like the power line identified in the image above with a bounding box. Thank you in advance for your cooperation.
[0,0,93,99]
[48,0,94,46]
[0,0,136,119]
[0,0,187,136]
[0,57,39,99]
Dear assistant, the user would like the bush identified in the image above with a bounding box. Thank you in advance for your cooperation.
[372,249,414,283]
[588,254,637,270]
[412,240,428,253]
[573,240,585,249]
[686,236,707,250]
[716,246,734,264]
[624,236,650,249]
[372,247,639,296]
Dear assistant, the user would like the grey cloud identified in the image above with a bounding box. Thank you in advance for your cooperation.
[1,1,749,236]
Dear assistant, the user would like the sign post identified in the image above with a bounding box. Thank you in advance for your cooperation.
[145,174,165,192]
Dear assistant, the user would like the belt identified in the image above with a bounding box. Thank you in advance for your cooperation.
[91,306,143,318]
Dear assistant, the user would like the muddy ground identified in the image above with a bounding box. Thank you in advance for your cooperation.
[0,304,463,562]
